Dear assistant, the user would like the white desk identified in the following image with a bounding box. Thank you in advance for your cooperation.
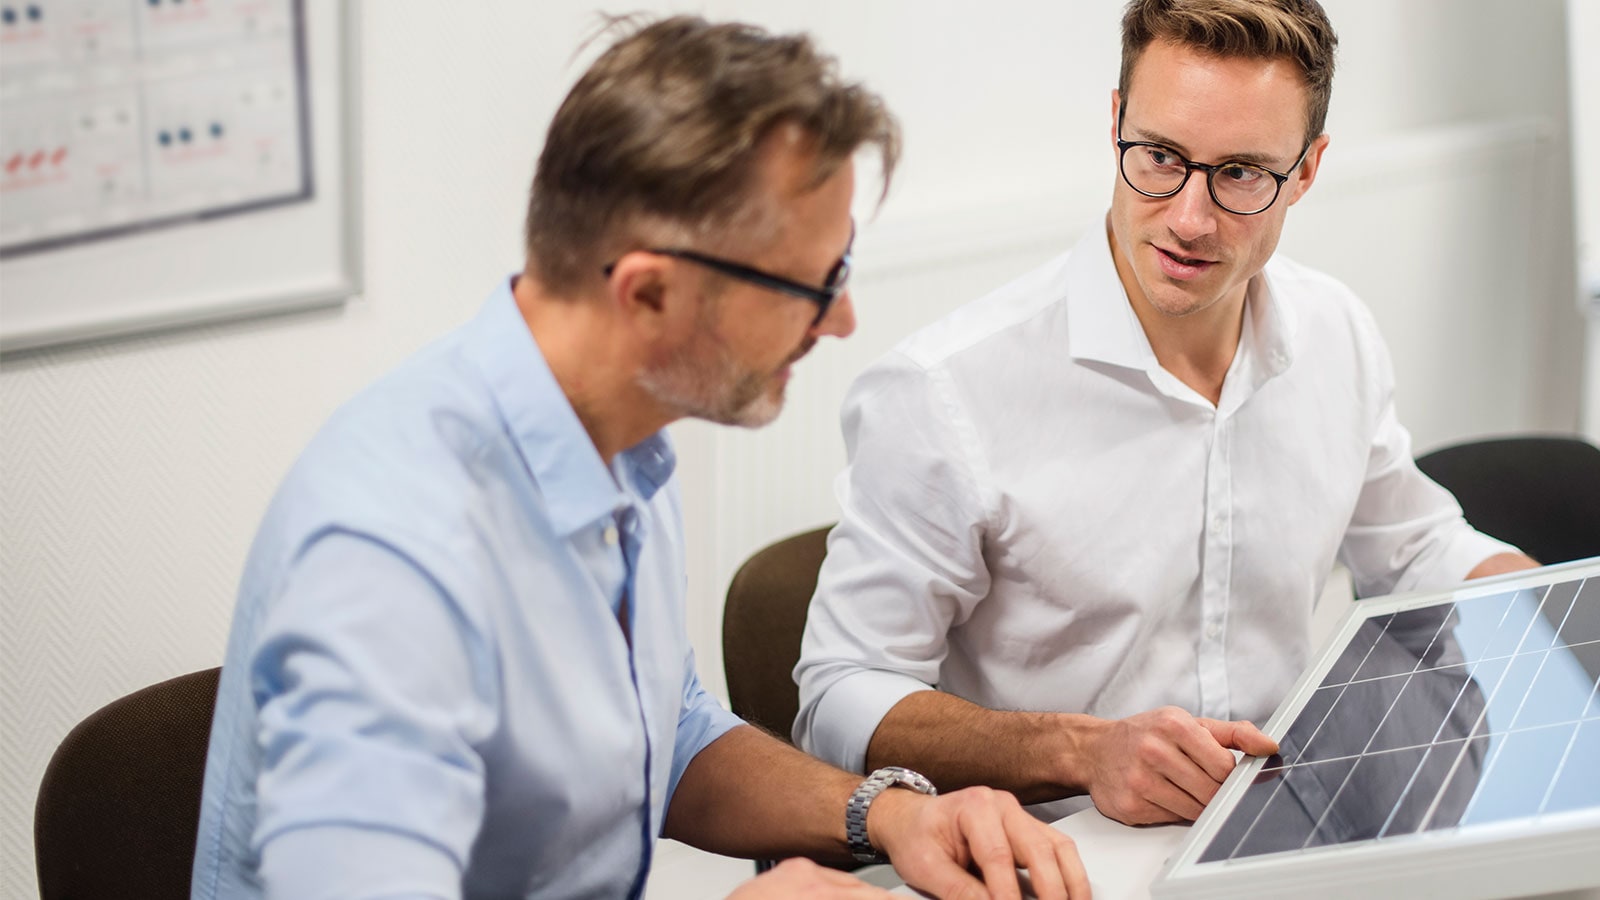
[883,807,1600,899]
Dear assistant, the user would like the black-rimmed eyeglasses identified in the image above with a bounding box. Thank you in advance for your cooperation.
[1115,103,1312,216]
[603,224,854,325]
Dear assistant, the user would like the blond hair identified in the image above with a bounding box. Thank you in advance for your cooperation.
[1120,0,1338,143]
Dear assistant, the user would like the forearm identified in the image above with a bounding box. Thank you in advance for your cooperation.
[865,691,1098,806]
[665,722,1095,898]
[662,725,860,862]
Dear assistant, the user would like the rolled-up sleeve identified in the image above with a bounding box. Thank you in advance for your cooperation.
[667,649,744,813]
[1338,331,1519,599]
[793,353,993,771]
[251,532,499,900]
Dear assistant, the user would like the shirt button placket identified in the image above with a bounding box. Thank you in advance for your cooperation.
[1198,414,1233,719]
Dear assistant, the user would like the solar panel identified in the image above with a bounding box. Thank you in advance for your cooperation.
[1153,557,1600,900]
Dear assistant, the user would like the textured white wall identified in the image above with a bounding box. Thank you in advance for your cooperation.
[1569,0,1600,441]
[0,2,1585,897]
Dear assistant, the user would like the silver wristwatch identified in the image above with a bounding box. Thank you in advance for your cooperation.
[845,766,938,863]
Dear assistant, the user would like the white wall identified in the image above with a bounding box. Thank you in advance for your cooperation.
[0,2,1586,897]
[1569,0,1600,440]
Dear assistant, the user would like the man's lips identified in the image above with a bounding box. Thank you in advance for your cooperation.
[776,340,816,381]
[1154,245,1216,280]
[1156,245,1215,267]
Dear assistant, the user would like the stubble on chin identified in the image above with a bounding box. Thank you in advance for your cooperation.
[637,340,783,429]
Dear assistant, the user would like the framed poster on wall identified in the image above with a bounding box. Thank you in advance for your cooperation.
[0,0,360,353]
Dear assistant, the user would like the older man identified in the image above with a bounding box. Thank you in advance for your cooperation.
[191,17,1087,900]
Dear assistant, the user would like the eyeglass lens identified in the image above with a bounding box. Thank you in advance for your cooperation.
[1122,145,1281,214]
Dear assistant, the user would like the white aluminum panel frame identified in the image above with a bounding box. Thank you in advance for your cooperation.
[1153,556,1600,900]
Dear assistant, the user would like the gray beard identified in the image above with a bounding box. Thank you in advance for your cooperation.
[636,333,783,429]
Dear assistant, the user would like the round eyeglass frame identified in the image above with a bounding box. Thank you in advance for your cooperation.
[1115,103,1313,216]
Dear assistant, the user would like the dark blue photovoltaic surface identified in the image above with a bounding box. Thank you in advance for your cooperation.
[1200,577,1600,863]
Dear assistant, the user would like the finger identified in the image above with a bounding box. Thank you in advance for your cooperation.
[1143,776,1207,821]
[1132,729,1228,809]
[1167,717,1238,785]
[1054,833,1092,899]
[959,800,1024,900]
[908,851,994,900]
[1001,809,1067,900]
[1159,755,1227,810]
[1200,718,1279,757]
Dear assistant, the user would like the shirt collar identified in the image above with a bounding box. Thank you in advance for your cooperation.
[466,276,676,537]
[1065,218,1298,380]
[1065,222,1159,370]
[1246,264,1299,382]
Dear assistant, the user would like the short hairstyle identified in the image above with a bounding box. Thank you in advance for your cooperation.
[525,16,900,294]
[1119,0,1338,145]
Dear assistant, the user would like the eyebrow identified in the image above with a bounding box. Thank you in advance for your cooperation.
[1130,126,1291,169]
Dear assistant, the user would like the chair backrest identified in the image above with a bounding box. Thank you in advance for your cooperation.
[1415,435,1600,565]
[35,666,221,900]
[722,526,833,742]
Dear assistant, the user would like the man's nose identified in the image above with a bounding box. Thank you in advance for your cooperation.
[813,289,856,340]
[1165,170,1219,243]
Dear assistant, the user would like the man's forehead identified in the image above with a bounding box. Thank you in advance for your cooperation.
[1125,42,1310,160]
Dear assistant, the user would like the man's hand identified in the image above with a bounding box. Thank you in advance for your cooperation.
[1077,706,1277,825]
[867,785,1091,900]
[728,858,890,898]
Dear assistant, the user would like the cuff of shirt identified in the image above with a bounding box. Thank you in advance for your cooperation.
[1402,525,1523,594]
[259,825,460,900]
[798,669,934,773]
[668,700,744,812]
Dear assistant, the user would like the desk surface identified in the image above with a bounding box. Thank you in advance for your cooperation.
[884,808,1600,899]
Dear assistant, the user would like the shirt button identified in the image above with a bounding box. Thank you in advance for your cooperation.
[603,525,619,545]
[1206,620,1222,640]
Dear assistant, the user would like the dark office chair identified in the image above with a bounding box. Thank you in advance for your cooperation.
[35,666,221,900]
[1415,435,1600,565]
[722,525,833,742]
[724,526,865,874]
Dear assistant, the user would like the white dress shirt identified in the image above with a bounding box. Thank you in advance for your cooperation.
[793,222,1514,822]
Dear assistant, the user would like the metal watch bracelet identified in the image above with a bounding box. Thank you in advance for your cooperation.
[845,766,937,863]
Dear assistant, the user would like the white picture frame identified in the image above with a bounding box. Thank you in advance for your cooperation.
[0,0,361,353]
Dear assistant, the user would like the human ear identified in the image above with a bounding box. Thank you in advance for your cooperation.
[605,252,698,344]
[1285,133,1331,207]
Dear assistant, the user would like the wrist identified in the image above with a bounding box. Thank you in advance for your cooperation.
[863,782,924,859]
[1055,713,1108,795]
[846,766,936,863]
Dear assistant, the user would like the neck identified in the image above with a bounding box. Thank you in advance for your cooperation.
[513,272,674,464]
[1107,222,1246,406]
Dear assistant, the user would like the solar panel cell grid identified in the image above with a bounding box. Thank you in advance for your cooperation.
[1199,576,1600,865]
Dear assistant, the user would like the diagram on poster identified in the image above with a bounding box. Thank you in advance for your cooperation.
[1,0,310,257]
[0,0,355,354]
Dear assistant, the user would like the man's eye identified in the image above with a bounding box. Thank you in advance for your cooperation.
[1219,164,1265,184]
[1146,147,1182,168]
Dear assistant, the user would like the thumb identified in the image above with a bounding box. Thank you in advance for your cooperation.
[1199,718,1279,757]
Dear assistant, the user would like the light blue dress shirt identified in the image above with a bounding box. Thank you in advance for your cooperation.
[190,278,744,900]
